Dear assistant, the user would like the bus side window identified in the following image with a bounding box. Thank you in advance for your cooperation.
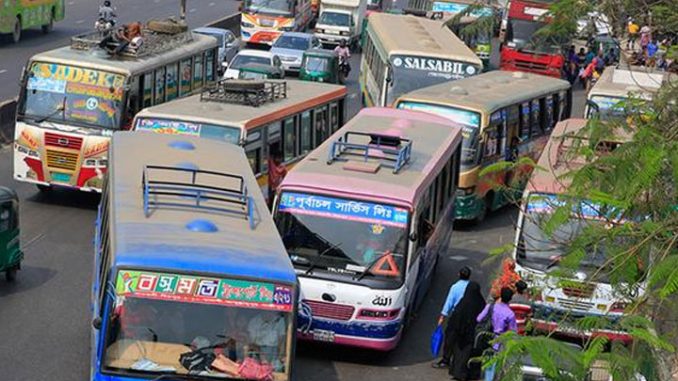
[0,203,10,232]
[530,99,541,137]
[245,129,263,175]
[283,117,296,162]
[484,111,506,161]
[544,96,555,131]
[330,102,339,132]
[430,178,439,223]
[166,63,179,101]
[314,105,329,147]
[128,75,142,115]
[506,105,520,143]
[519,103,530,140]
[553,93,561,124]
[154,67,166,104]
[206,49,216,83]
[97,178,111,308]
[300,111,312,154]
[267,122,282,171]
[194,53,204,91]
[142,72,153,108]
[180,58,192,96]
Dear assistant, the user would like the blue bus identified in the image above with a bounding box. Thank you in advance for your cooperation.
[91,131,298,380]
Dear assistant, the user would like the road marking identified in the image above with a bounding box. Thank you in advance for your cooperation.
[448,255,468,261]
[75,19,85,24]
[209,2,216,6]
[189,8,197,13]
[67,1,74,4]
[0,69,7,75]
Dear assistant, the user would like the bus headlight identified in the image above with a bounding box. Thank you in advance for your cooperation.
[357,308,401,320]
[280,25,294,31]
[241,21,255,28]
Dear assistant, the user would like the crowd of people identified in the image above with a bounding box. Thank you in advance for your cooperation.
[626,17,675,71]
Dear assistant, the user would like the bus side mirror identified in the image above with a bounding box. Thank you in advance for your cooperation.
[92,316,102,330]
[409,232,417,242]
[585,100,600,116]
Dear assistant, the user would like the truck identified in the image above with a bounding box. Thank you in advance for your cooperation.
[314,0,367,49]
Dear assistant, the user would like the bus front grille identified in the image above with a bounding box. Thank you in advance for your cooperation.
[46,150,79,171]
[514,59,549,72]
[562,282,596,299]
[44,132,84,150]
[558,298,594,311]
[305,300,355,321]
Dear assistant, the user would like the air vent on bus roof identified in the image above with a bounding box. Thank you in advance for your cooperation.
[327,131,412,174]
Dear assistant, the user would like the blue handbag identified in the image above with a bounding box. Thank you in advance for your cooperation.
[430,324,444,357]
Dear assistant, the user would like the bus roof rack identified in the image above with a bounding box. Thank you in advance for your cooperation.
[70,21,193,58]
[201,80,288,107]
[142,165,256,230]
[326,131,412,174]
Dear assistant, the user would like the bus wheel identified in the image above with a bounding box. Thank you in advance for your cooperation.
[41,9,54,34]
[6,267,17,282]
[12,17,21,43]
[37,184,52,193]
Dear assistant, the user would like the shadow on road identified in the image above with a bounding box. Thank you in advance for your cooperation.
[0,265,57,297]
[25,187,100,210]
[453,204,519,233]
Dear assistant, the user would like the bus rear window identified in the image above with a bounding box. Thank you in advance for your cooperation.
[135,118,241,145]
[23,62,126,129]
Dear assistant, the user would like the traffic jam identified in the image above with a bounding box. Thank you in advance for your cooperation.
[0,0,675,380]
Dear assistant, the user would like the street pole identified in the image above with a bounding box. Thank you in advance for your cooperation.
[180,0,187,21]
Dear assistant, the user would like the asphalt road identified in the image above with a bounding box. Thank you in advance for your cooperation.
[0,7,587,378]
[0,0,240,101]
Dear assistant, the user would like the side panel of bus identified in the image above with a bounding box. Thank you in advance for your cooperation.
[0,0,64,33]
[359,27,388,107]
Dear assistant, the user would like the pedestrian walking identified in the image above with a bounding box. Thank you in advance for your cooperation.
[446,281,486,381]
[432,266,471,369]
[476,287,518,381]
[627,19,639,51]
[640,24,651,54]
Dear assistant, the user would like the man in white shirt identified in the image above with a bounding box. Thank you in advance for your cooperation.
[247,313,287,370]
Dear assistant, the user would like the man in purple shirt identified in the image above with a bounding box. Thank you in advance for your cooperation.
[476,287,517,381]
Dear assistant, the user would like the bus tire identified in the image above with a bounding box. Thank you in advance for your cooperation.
[37,184,52,193]
[6,267,17,282]
[473,192,491,224]
[12,17,21,43]
[41,9,54,34]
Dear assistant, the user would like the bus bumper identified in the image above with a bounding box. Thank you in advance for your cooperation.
[297,316,403,351]
[531,305,633,344]
[532,319,633,345]
[241,29,280,45]
[454,194,483,220]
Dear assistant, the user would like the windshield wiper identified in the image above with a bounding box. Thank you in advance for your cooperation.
[355,251,399,281]
[305,242,343,275]
[36,96,66,123]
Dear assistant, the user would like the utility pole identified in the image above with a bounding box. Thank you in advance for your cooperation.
[180,0,187,21]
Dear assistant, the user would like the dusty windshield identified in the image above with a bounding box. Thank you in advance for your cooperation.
[22,62,125,129]
[303,56,330,72]
[397,101,481,169]
[230,55,271,70]
[387,55,480,106]
[275,192,409,285]
[135,118,241,145]
[518,193,614,282]
[587,95,641,120]
[104,270,294,380]
[319,12,351,27]
[244,0,292,16]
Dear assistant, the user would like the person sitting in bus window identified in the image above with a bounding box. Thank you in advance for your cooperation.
[220,310,250,361]
[267,150,288,209]
[113,297,159,341]
[247,312,286,371]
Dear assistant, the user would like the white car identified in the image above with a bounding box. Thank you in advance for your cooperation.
[223,50,285,80]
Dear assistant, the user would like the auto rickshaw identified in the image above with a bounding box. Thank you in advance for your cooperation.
[0,187,22,282]
[299,49,340,84]
[238,63,284,80]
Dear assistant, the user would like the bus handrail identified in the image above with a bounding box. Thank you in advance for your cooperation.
[142,165,255,229]
[201,80,287,107]
[326,131,412,174]
[70,29,194,58]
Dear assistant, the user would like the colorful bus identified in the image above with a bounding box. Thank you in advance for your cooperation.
[91,131,298,380]
[273,108,463,350]
[585,66,673,120]
[14,30,219,193]
[1,0,65,43]
[500,0,565,78]
[240,0,314,45]
[394,70,571,222]
[360,12,482,107]
[133,80,347,196]
[405,0,496,67]
[513,118,634,343]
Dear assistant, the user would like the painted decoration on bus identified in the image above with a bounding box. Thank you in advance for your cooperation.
[390,55,479,80]
[136,118,241,145]
[431,2,493,16]
[26,62,125,128]
[278,192,408,227]
[527,194,622,220]
[116,270,294,312]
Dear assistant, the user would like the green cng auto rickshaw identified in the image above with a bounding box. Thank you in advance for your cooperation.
[238,63,285,80]
[0,187,22,282]
[299,49,340,83]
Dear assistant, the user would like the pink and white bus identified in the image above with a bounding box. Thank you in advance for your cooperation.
[272,107,463,350]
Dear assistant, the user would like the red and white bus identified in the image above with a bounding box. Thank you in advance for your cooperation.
[240,0,314,46]
[500,0,564,78]
[272,108,463,350]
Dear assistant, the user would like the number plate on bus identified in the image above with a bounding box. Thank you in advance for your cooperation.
[312,329,335,342]
[52,172,71,183]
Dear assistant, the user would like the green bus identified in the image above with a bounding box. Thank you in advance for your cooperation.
[1,0,65,43]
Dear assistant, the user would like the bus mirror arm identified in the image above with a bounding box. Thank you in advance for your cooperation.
[92,316,102,330]
[409,232,417,242]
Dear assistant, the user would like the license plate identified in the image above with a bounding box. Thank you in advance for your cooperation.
[312,329,335,342]
[326,30,339,35]
[52,172,71,183]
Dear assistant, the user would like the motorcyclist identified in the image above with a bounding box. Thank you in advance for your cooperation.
[333,39,351,75]
[99,1,116,24]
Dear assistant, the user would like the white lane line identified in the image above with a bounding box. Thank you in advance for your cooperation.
[67,1,75,4]
[0,69,7,75]
[189,8,197,13]
[75,19,85,24]
[209,2,216,6]
[448,255,469,261]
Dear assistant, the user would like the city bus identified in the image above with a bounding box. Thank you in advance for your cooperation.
[360,12,482,107]
[133,80,347,196]
[91,131,298,380]
[500,0,565,78]
[272,107,463,350]
[13,30,219,193]
[405,0,496,67]
[1,0,65,43]
[394,70,572,222]
[585,66,673,120]
[240,0,314,45]
[513,118,635,343]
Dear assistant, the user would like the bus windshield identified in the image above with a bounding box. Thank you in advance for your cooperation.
[319,11,351,27]
[104,270,294,380]
[22,62,126,130]
[587,95,638,120]
[135,118,241,145]
[397,101,481,169]
[243,0,292,16]
[507,19,546,48]
[387,55,479,105]
[518,193,614,282]
[276,192,409,286]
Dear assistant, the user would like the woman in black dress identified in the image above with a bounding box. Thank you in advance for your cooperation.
[447,281,486,381]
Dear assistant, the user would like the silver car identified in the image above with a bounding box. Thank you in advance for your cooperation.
[271,32,322,73]
[193,27,240,74]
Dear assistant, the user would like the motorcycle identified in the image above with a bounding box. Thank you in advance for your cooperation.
[338,56,350,84]
[95,17,116,32]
